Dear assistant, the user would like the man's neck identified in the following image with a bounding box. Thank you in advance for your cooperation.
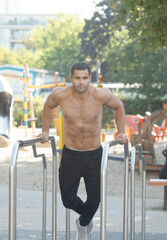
[72,87,90,100]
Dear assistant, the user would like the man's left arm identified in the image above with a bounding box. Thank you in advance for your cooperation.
[103,89,127,144]
[113,100,127,144]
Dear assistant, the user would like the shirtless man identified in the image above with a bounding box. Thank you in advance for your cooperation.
[38,62,127,240]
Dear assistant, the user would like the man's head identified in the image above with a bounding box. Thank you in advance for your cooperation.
[70,62,92,94]
[71,62,91,76]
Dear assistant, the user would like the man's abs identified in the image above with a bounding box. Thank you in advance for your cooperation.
[64,123,101,150]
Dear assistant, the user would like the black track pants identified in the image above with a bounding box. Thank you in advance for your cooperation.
[59,145,103,226]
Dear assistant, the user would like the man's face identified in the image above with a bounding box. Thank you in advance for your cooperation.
[70,69,91,94]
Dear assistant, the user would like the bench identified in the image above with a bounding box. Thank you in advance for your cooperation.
[148,179,167,210]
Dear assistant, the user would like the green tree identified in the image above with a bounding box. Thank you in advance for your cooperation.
[16,49,42,68]
[0,48,19,65]
[79,0,116,64]
[103,31,167,111]
[109,0,167,51]
[23,13,84,78]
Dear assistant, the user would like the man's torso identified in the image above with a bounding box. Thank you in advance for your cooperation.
[55,86,106,150]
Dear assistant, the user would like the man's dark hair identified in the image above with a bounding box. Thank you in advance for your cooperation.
[71,62,91,75]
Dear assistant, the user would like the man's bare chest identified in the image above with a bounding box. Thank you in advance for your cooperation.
[60,98,103,123]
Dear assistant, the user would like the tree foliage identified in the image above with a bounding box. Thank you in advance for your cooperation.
[80,0,117,63]
[109,0,167,51]
[0,48,19,65]
[103,31,167,110]
[23,13,84,78]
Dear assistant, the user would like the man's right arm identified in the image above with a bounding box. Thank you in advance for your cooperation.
[38,89,59,142]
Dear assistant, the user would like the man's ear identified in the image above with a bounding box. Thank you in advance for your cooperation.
[89,74,92,82]
[70,75,72,82]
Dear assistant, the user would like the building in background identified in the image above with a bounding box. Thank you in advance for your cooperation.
[0,14,56,50]
[0,64,64,98]
[0,0,56,49]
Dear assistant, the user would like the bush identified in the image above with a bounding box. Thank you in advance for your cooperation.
[13,98,23,126]
[13,96,55,128]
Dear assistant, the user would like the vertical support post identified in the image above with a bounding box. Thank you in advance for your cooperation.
[123,141,129,240]
[25,64,36,135]
[101,140,125,240]
[9,137,57,240]
[66,209,70,240]
[100,142,109,240]
[88,233,91,240]
[130,147,136,240]
[42,155,47,240]
[23,72,28,138]
[163,186,167,210]
[142,156,146,240]
[9,141,21,240]
[54,72,58,132]
[129,144,146,240]
[51,138,57,240]
[58,114,65,150]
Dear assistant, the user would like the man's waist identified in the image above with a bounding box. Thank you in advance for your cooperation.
[63,144,102,155]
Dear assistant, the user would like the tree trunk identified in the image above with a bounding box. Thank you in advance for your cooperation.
[147,97,152,112]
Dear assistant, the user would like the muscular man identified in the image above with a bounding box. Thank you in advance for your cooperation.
[38,62,127,240]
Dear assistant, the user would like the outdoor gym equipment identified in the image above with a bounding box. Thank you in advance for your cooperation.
[101,140,146,240]
[100,140,129,240]
[9,136,57,240]
[9,137,147,240]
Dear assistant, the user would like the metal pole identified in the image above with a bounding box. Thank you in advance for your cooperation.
[142,156,146,240]
[32,143,48,240]
[88,233,91,240]
[50,137,57,240]
[129,144,146,240]
[9,141,21,240]
[9,137,57,240]
[123,141,129,240]
[66,209,70,240]
[100,140,125,240]
[130,146,136,240]
[42,155,47,240]
[100,142,110,240]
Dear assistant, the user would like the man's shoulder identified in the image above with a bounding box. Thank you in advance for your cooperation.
[91,86,111,100]
[50,86,70,102]
[52,86,69,96]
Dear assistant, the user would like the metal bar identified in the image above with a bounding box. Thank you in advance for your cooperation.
[42,154,47,240]
[130,144,146,240]
[123,141,129,240]
[9,141,22,240]
[50,137,57,240]
[130,146,136,240]
[88,233,91,240]
[66,209,70,240]
[32,144,47,240]
[9,137,57,240]
[100,142,110,240]
[142,156,146,240]
[19,137,45,147]
[100,139,129,240]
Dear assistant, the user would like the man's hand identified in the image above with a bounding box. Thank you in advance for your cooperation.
[37,132,49,143]
[116,133,128,144]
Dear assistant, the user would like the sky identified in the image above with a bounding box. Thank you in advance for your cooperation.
[18,0,99,19]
